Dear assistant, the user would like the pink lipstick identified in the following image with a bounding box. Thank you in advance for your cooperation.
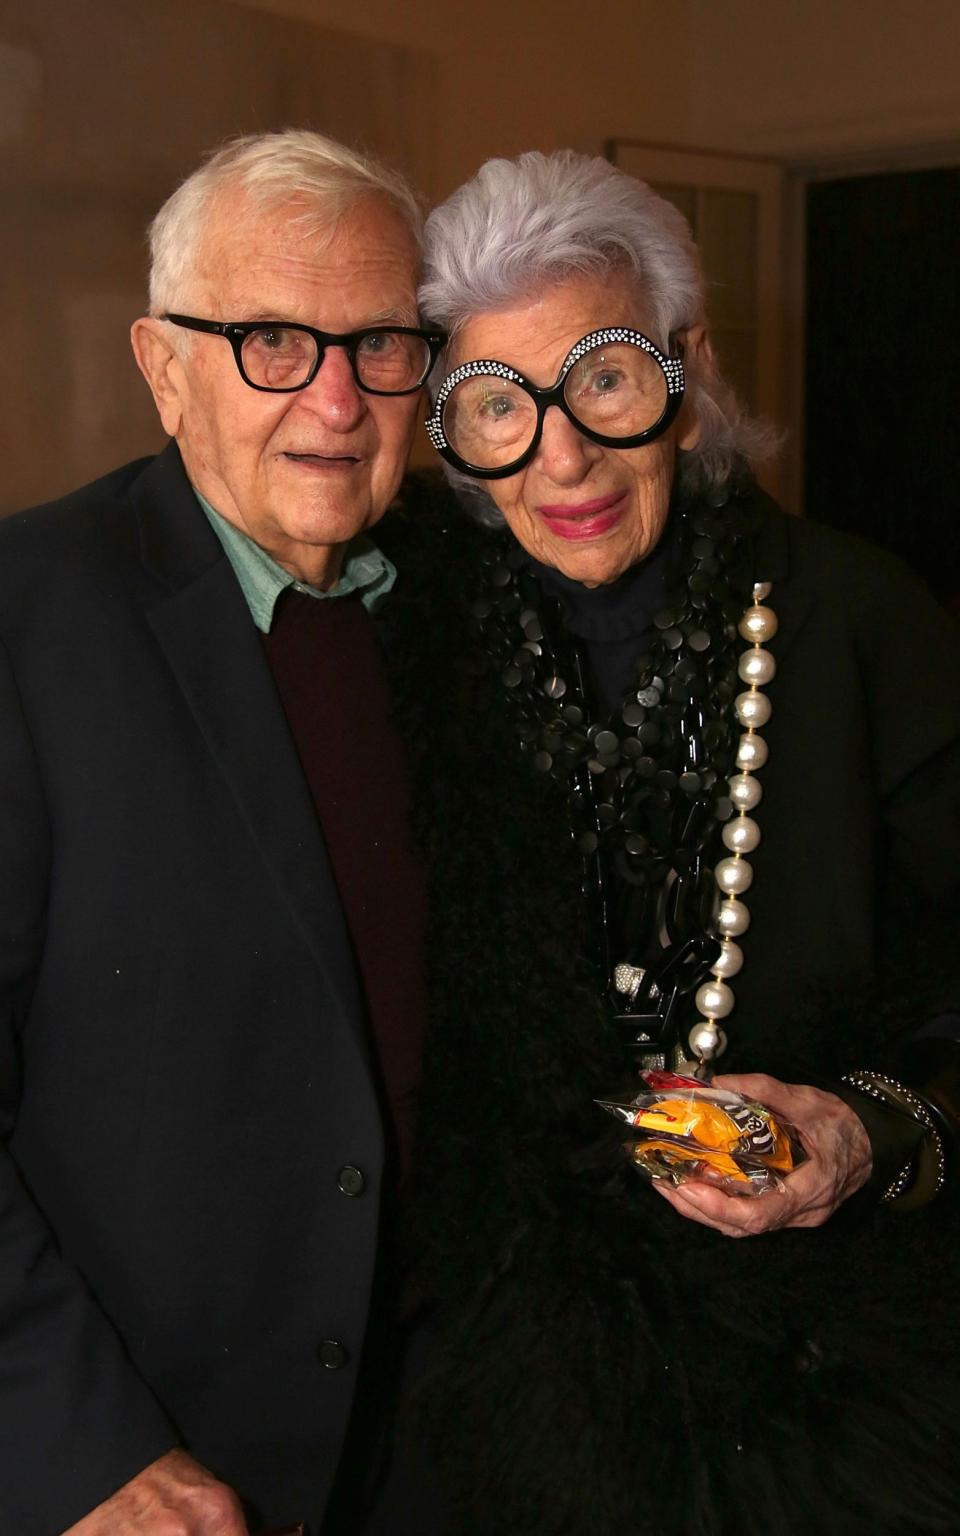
[536,489,626,541]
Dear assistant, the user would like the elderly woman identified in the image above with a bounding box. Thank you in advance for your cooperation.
[374,153,960,1535]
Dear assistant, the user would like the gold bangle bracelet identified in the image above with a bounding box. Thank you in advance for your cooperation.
[842,1070,946,1210]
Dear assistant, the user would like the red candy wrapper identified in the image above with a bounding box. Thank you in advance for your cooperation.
[598,1070,804,1196]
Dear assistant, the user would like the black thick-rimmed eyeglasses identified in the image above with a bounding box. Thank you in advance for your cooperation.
[425,326,685,479]
[163,313,446,396]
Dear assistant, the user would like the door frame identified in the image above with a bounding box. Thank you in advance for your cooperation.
[608,139,785,502]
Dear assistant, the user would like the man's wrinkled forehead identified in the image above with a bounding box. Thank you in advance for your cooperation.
[190,186,421,320]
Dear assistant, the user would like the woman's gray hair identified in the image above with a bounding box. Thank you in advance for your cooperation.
[419,150,776,520]
[148,128,422,321]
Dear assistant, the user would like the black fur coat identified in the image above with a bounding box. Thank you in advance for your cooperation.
[375,475,960,1536]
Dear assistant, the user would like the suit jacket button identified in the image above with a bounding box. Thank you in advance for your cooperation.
[337,1165,365,1197]
[318,1339,349,1370]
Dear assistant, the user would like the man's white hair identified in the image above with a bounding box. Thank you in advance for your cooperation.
[419,150,776,515]
[148,128,423,318]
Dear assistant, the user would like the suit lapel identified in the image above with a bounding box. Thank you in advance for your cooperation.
[132,444,366,1044]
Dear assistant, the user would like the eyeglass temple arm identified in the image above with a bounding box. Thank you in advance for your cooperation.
[162,313,227,335]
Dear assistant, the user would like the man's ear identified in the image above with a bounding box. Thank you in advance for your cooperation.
[674,323,712,452]
[131,317,186,437]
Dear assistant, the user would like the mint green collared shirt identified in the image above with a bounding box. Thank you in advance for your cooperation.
[195,489,396,633]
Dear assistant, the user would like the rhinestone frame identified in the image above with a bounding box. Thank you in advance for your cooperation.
[425,326,685,479]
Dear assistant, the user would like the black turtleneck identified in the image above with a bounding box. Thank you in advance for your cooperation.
[528,524,674,715]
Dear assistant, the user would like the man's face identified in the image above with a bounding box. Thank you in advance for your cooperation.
[136,193,422,585]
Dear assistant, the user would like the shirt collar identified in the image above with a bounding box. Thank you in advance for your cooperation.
[194,488,396,632]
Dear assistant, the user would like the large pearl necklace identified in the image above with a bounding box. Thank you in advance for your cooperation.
[687,582,777,1073]
[469,487,774,1075]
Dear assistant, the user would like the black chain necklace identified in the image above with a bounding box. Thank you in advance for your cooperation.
[467,487,760,1067]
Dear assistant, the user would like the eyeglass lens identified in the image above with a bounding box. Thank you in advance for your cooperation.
[442,341,670,470]
[240,326,433,393]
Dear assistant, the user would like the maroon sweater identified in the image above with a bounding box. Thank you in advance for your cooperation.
[261,588,427,1182]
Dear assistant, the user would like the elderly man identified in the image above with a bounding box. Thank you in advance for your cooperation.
[0,131,443,1536]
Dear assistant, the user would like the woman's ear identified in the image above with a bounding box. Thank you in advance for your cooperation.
[674,323,712,451]
[130,317,186,438]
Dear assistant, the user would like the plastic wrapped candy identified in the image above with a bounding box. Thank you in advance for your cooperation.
[598,1070,804,1196]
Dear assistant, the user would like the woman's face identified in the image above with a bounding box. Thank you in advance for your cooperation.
[450,271,700,585]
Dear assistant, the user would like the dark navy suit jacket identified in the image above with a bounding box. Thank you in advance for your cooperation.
[0,444,383,1534]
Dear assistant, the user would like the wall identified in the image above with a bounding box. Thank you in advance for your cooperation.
[232,0,960,191]
[0,0,435,510]
[682,0,960,165]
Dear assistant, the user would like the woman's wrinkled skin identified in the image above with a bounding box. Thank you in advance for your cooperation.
[449,269,702,586]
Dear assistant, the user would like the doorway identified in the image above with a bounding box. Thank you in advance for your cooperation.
[803,166,960,605]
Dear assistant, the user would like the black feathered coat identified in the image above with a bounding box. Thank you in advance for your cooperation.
[375,474,960,1536]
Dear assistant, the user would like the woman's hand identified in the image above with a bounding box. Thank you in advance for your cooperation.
[652,1073,873,1237]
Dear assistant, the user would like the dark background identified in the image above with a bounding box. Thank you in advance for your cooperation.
[805,167,960,604]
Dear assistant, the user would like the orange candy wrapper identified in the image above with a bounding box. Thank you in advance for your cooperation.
[598,1070,804,1196]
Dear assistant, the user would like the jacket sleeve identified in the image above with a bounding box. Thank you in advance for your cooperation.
[857,553,960,901]
[841,559,960,1194]
[0,638,179,1536]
